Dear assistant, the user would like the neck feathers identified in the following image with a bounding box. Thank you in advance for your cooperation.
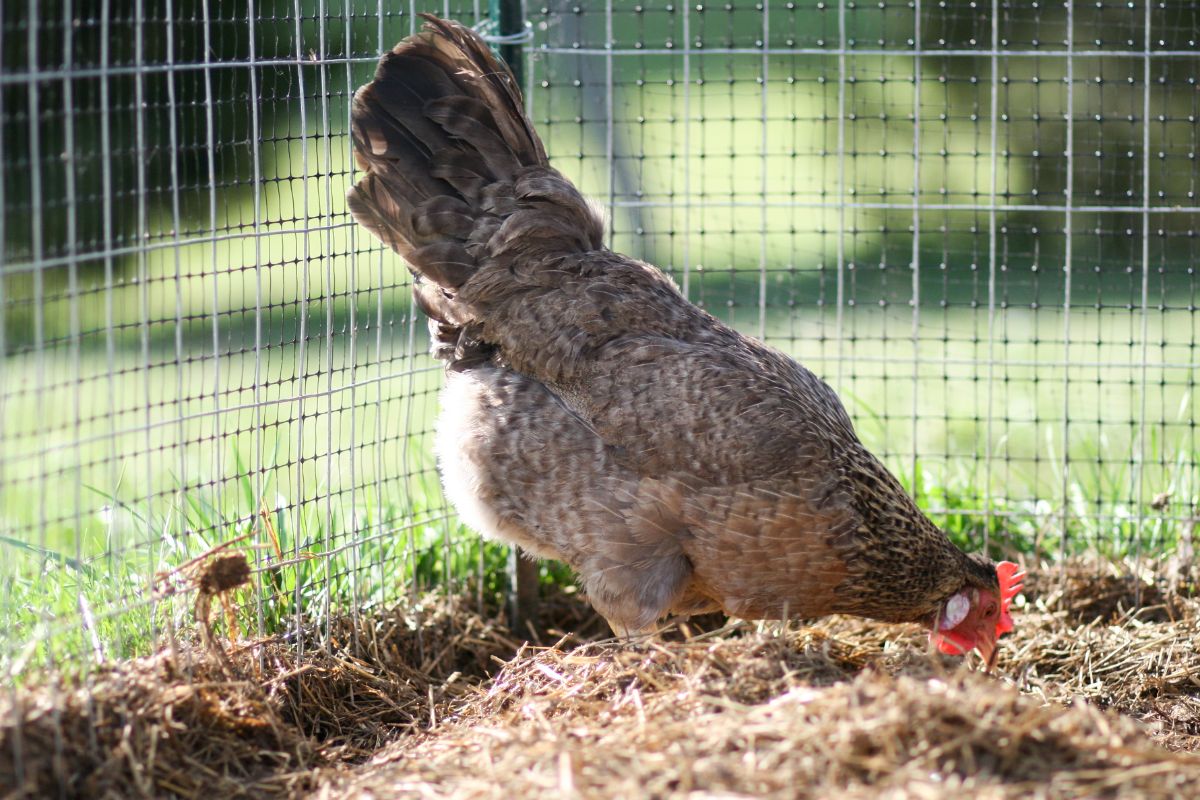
[831,447,989,623]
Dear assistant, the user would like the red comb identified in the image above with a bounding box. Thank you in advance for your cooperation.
[995,560,1025,635]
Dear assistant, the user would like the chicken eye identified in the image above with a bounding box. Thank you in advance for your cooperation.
[984,603,998,618]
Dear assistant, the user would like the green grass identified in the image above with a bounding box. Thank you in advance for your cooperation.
[0,438,549,678]
[0,335,492,675]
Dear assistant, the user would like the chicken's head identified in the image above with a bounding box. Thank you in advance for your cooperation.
[929,561,1023,669]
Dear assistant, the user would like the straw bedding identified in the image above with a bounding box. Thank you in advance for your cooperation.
[3,559,1199,799]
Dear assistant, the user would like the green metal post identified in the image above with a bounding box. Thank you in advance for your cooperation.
[491,0,540,633]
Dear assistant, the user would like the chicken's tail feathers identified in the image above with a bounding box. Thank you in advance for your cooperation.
[348,14,605,360]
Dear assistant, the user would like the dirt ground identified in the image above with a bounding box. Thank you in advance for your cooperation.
[4,559,1200,799]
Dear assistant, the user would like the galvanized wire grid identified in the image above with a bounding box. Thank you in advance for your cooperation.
[1,0,1198,677]
[0,0,494,676]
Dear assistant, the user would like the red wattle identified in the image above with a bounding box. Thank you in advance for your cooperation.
[930,629,974,656]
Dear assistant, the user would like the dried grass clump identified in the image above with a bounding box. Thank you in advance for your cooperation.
[321,559,1200,800]
[2,648,314,799]
[0,592,519,799]
[1021,558,1196,626]
[1006,559,1200,752]
[325,620,1200,800]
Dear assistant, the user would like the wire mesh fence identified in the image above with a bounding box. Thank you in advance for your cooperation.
[1,0,1198,679]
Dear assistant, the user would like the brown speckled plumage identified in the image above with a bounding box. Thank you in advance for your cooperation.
[348,15,1000,634]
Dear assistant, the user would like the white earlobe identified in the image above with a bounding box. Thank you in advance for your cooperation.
[940,592,970,630]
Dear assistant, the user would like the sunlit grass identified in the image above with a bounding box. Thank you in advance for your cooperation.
[0,463,513,678]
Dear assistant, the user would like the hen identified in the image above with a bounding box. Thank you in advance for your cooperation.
[347,16,1023,664]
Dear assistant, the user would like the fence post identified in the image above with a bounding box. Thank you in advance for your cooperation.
[495,0,540,632]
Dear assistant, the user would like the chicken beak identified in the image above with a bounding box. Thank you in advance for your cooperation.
[976,631,999,673]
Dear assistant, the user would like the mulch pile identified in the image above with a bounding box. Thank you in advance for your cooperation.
[1,588,519,798]
[3,558,1199,799]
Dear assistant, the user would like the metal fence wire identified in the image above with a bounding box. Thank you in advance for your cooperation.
[1,0,1198,676]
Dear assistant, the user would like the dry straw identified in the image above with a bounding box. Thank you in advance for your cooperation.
[3,558,1199,799]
